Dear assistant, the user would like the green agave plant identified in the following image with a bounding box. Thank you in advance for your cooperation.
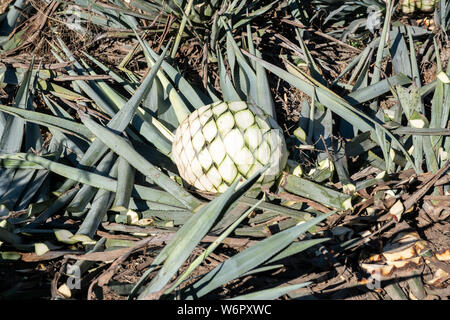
[50,0,277,60]
[306,0,442,43]
[0,11,353,300]
[0,32,342,303]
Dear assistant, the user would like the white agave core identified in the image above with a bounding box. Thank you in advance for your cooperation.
[172,101,288,193]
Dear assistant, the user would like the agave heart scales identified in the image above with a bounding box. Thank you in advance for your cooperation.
[172,101,288,193]
[400,0,437,14]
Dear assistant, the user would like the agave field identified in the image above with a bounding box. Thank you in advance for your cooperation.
[0,0,449,301]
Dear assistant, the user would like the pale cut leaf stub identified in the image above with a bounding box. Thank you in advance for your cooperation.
[172,101,288,193]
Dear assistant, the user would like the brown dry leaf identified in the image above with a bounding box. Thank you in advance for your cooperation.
[96,230,140,241]
[383,244,417,261]
[360,232,433,277]
[91,237,154,288]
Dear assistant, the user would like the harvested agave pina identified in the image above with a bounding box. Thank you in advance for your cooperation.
[172,101,288,193]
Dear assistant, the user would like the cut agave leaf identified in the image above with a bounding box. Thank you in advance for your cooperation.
[34,243,50,256]
[55,42,172,194]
